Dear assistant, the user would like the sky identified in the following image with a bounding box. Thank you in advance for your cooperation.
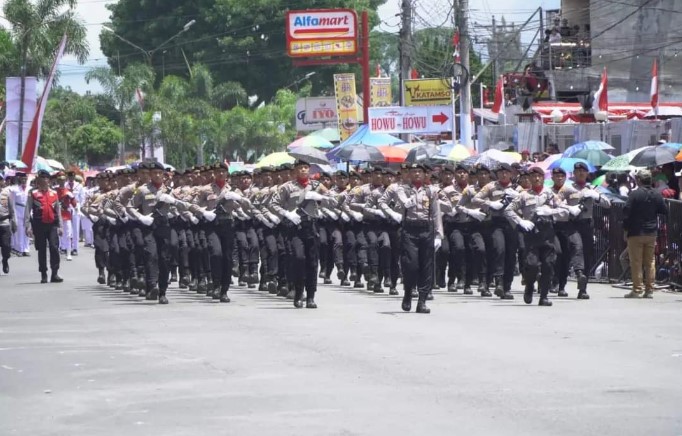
[1,0,560,95]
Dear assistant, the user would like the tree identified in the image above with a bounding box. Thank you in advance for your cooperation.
[101,0,386,102]
[70,116,123,166]
[2,0,89,156]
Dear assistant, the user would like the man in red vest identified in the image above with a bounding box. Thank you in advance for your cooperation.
[24,170,64,283]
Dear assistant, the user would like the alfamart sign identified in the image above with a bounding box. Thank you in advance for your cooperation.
[286,9,358,57]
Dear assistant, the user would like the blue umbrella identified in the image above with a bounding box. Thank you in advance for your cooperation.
[548,157,596,173]
[564,141,614,156]
[339,124,406,147]
[661,142,682,151]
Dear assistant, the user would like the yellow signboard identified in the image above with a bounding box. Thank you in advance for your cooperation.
[334,73,359,141]
[370,78,392,107]
[403,78,453,106]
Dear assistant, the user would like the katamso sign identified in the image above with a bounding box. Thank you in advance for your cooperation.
[286,9,358,57]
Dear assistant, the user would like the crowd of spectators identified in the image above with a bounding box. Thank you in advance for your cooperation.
[542,16,591,69]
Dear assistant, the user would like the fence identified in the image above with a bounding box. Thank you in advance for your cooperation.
[591,199,682,290]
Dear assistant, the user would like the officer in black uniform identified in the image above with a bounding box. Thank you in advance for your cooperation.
[24,170,63,283]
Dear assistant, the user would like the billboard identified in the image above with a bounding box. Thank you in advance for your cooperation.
[334,73,359,141]
[368,106,453,134]
[286,9,358,57]
[403,78,453,106]
[295,97,338,131]
[370,78,392,107]
[5,77,38,161]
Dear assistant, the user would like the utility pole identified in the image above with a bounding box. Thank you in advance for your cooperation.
[457,0,473,146]
[399,0,413,106]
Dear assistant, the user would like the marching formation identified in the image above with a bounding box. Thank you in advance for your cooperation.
[0,158,611,313]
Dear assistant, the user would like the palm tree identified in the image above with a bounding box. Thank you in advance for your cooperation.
[2,0,89,156]
[85,63,154,163]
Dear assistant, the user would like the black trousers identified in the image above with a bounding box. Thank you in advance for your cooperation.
[575,219,594,278]
[522,222,557,298]
[236,221,259,277]
[275,226,288,286]
[142,221,171,294]
[107,224,120,278]
[386,224,401,287]
[117,224,134,282]
[130,225,145,278]
[318,221,336,278]
[207,219,235,292]
[554,221,584,290]
[32,221,60,274]
[466,223,486,285]
[286,221,319,300]
[93,221,109,270]
[0,226,12,261]
[401,223,434,297]
[342,223,358,272]
[484,218,518,290]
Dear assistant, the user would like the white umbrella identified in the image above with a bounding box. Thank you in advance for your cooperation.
[45,158,65,170]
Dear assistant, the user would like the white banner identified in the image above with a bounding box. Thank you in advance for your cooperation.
[5,77,38,162]
[296,98,338,131]
[368,105,454,134]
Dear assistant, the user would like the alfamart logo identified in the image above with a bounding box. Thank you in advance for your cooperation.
[288,10,356,39]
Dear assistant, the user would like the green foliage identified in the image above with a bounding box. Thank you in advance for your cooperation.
[69,116,123,165]
[101,0,385,102]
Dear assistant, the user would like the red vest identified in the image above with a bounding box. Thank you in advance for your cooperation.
[31,189,59,224]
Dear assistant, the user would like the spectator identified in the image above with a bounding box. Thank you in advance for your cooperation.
[560,18,571,38]
[617,173,631,197]
[545,143,560,154]
[532,152,541,162]
[520,150,531,163]
[622,169,668,298]
[549,28,562,44]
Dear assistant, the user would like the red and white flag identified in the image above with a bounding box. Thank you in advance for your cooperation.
[593,67,608,112]
[650,59,659,113]
[409,68,419,80]
[21,34,68,171]
[375,63,382,78]
[492,76,505,114]
[135,88,146,110]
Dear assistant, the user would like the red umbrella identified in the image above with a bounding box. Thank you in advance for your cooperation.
[376,146,408,163]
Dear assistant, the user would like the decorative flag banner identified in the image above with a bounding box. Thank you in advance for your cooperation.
[334,73,359,141]
[369,78,392,107]
[492,75,505,114]
[650,59,659,115]
[593,67,608,112]
[21,34,68,171]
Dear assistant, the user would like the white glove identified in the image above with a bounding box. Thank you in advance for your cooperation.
[325,209,339,220]
[350,211,363,222]
[583,189,600,200]
[119,214,129,223]
[203,210,217,222]
[304,191,325,201]
[106,216,116,225]
[266,212,281,225]
[340,211,351,222]
[90,215,99,223]
[504,188,520,198]
[535,205,555,217]
[261,216,274,228]
[367,208,383,217]
[223,191,242,201]
[466,209,487,222]
[139,214,154,226]
[387,210,403,223]
[403,197,417,209]
[189,215,199,225]
[488,200,505,211]
[566,205,582,217]
[518,219,535,232]
[157,193,176,205]
[284,211,301,225]
[434,238,442,251]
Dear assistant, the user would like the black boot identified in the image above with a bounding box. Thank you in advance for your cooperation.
[122,279,131,293]
[50,272,64,283]
[341,279,351,286]
[277,284,288,297]
[389,288,399,295]
[523,284,534,305]
[447,283,457,293]
[557,288,568,297]
[147,287,159,301]
[197,277,207,295]
[2,259,9,274]
[336,265,345,281]
[401,292,412,312]
[41,272,48,284]
[416,295,431,314]
[353,280,364,289]
[538,297,553,307]
[493,276,504,298]
[267,281,278,294]
[479,279,491,297]
[576,270,589,299]
[373,283,384,293]
[306,296,317,309]
[169,269,178,283]
[158,292,169,304]
[97,269,106,284]
[323,278,332,285]
[286,290,295,300]
[463,286,473,295]
[220,287,231,303]
[426,291,434,301]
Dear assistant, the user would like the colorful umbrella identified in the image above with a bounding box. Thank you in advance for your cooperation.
[548,157,596,173]
[287,135,334,150]
[6,159,28,169]
[309,128,341,143]
[288,146,330,165]
[601,146,650,171]
[333,144,386,162]
[339,124,405,147]
[568,149,612,166]
[45,158,65,170]
[564,140,615,155]
[677,149,682,162]
[532,153,563,171]
[434,144,476,162]
[591,174,607,187]
[376,146,408,163]
[460,149,522,169]
[661,142,682,151]
[405,143,440,163]
[629,145,677,167]
[255,152,295,168]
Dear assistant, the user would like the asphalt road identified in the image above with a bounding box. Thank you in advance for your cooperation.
[1,247,681,436]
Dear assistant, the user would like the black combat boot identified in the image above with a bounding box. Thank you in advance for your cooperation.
[306,293,317,309]
[41,272,48,284]
[220,286,231,303]
[576,270,589,299]
[401,291,412,312]
[416,294,431,314]
[169,268,178,283]
[493,276,504,298]
[158,291,168,304]
[50,271,64,283]
[97,268,106,284]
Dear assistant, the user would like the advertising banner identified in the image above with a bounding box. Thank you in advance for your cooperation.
[403,78,453,106]
[286,9,358,57]
[370,78,392,107]
[334,73,359,141]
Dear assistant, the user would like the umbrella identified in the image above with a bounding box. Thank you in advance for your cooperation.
[309,128,340,143]
[288,146,330,165]
[548,157,596,173]
[339,124,405,147]
[334,144,386,162]
[6,159,28,169]
[461,149,522,169]
[489,141,516,151]
[532,153,563,171]
[34,156,56,173]
[661,142,682,151]
[45,158,65,170]
[434,144,476,162]
[568,149,612,166]
[601,146,650,171]
[677,150,682,162]
[405,143,440,163]
[287,135,334,150]
[629,145,678,167]
[591,174,607,187]
[376,146,408,163]
[564,140,615,155]
[255,152,295,168]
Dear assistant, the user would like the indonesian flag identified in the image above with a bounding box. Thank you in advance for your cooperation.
[650,59,659,112]
[593,67,608,112]
[409,68,419,79]
[21,34,68,171]
[492,75,504,114]
[452,31,461,63]
[375,63,381,77]
[135,88,146,110]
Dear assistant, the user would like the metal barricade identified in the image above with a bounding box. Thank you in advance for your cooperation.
[664,200,682,290]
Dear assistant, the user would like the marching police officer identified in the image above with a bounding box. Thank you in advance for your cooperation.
[25,170,63,283]
[0,174,17,274]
